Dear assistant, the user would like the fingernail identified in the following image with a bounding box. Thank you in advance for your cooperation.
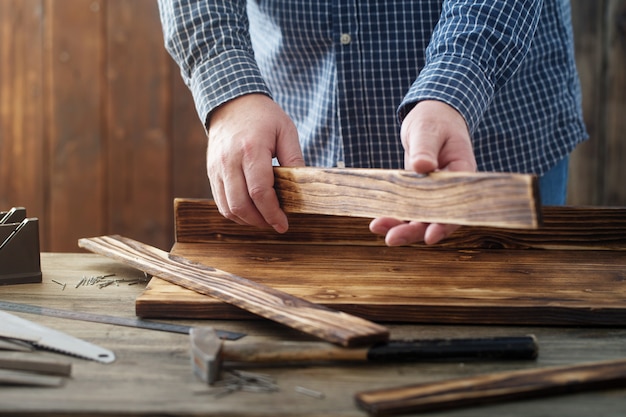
[425,230,445,245]
[387,236,409,247]
[273,222,288,234]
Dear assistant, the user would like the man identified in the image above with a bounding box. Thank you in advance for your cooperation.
[158,0,587,245]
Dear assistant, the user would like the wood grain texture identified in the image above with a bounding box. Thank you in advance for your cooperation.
[0,0,46,241]
[78,235,389,347]
[274,167,542,229]
[46,0,106,251]
[0,352,72,376]
[105,0,173,249]
[137,242,626,325]
[3,1,626,253]
[135,199,626,324]
[174,199,626,250]
[604,0,626,205]
[2,253,626,416]
[569,1,606,205]
[355,358,626,415]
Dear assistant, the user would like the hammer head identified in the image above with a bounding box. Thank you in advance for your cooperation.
[190,327,223,384]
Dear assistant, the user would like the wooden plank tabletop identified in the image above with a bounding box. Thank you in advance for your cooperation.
[0,253,625,416]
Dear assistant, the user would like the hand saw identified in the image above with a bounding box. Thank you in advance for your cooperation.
[0,311,115,364]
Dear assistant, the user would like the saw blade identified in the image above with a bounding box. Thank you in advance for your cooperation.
[0,311,115,363]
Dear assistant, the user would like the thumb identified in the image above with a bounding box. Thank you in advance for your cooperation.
[401,118,441,174]
[401,100,475,174]
[276,124,306,167]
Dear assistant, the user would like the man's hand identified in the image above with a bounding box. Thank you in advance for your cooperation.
[370,100,477,245]
[207,93,305,233]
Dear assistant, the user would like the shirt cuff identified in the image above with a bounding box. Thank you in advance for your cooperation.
[398,55,495,134]
[188,49,272,128]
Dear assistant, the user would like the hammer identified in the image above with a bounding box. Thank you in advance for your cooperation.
[190,327,538,384]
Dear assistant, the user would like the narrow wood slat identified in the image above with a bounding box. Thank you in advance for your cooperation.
[0,0,45,229]
[0,369,65,387]
[273,167,541,229]
[604,0,626,206]
[355,358,626,415]
[0,352,72,376]
[106,0,173,251]
[78,235,389,347]
[174,199,626,250]
[47,1,105,251]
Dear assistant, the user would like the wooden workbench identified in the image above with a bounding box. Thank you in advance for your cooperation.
[1,253,625,416]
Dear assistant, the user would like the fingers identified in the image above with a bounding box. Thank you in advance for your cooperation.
[401,100,476,174]
[207,94,303,233]
[372,100,476,246]
[370,218,461,246]
[370,218,427,246]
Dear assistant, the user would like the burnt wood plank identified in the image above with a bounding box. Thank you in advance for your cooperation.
[355,358,626,415]
[137,199,626,323]
[174,199,626,250]
[78,235,389,347]
[136,241,626,325]
[273,167,542,229]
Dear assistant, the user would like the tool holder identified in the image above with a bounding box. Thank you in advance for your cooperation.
[0,207,42,285]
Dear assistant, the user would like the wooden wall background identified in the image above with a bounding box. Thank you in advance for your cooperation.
[1,0,625,253]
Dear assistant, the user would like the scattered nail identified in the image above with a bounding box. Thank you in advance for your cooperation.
[295,385,325,399]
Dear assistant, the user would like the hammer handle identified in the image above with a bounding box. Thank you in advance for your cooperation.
[355,358,626,415]
[222,336,538,363]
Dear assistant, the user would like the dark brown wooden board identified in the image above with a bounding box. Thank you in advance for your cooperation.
[274,168,541,229]
[135,199,626,325]
[79,235,389,347]
[355,358,626,415]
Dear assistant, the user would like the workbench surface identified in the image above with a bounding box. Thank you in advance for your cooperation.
[1,253,625,416]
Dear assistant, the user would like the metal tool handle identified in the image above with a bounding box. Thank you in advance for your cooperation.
[221,336,537,363]
[366,335,538,362]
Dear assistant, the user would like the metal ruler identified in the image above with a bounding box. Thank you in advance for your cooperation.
[0,300,245,341]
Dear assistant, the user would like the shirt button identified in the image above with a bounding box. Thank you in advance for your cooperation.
[340,33,352,45]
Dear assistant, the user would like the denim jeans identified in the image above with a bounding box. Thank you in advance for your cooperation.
[538,156,569,206]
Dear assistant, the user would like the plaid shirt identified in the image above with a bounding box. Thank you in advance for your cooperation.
[159,0,587,174]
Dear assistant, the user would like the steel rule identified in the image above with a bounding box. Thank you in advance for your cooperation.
[0,300,245,341]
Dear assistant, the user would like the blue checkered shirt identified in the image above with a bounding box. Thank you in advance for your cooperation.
[158,0,587,175]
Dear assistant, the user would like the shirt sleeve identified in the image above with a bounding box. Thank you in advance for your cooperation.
[157,0,272,127]
[398,0,543,134]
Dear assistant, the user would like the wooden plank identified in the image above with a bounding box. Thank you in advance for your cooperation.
[0,0,46,245]
[173,199,626,250]
[604,0,626,205]
[106,0,173,250]
[136,241,626,325]
[0,352,72,376]
[45,0,105,251]
[569,0,607,205]
[355,358,626,415]
[274,168,541,229]
[135,199,626,323]
[172,61,213,201]
[78,235,390,347]
[0,369,65,387]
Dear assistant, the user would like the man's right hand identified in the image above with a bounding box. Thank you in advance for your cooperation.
[206,93,305,233]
